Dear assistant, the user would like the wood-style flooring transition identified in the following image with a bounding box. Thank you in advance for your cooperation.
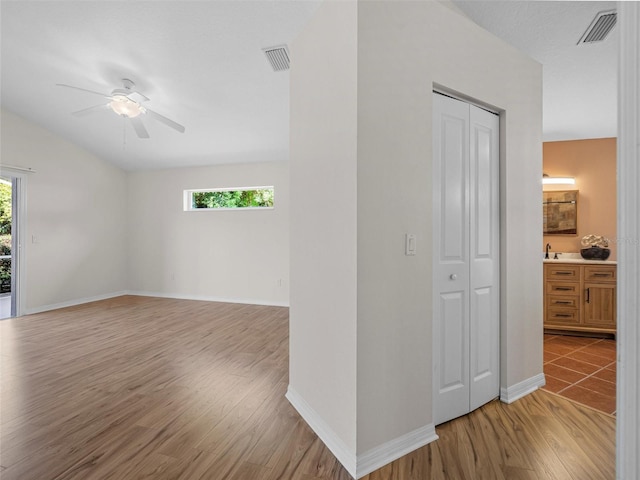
[0,296,615,479]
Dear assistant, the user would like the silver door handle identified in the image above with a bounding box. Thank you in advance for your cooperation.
[450,274,457,280]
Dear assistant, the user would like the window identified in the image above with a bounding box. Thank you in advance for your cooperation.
[184,186,274,211]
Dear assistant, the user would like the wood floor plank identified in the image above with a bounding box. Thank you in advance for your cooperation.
[0,296,616,479]
[484,398,573,480]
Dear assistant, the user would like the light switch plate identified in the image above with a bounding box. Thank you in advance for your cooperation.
[405,234,416,256]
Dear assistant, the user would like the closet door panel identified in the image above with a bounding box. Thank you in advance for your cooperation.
[433,93,500,424]
[469,104,500,412]
[432,93,471,425]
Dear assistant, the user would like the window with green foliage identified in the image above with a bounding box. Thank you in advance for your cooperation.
[184,187,274,211]
[0,179,12,294]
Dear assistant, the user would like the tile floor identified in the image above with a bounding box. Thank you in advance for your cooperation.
[543,333,617,415]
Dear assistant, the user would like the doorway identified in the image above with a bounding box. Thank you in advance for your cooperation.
[432,92,500,425]
[540,137,618,414]
[0,172,23,319]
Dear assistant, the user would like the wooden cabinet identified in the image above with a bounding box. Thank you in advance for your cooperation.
[545,264,581,328]
[544,263,616,336]
[583,265,616,330]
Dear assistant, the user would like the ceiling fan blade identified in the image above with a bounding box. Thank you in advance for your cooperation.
[72,104,110,117]
[128,91,150,103]
[145,108,186,133]
[56,83,111,98]
[130,116,150,139]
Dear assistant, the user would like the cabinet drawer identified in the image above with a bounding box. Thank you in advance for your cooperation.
[546,282,580,296]
[546,296,579,309]
[546,308,580,325]
[584,266,616,283]
[545,265,580,280]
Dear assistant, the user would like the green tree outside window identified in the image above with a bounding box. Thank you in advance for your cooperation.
[192,188,274,209]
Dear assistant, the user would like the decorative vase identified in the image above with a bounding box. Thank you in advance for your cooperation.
[580,246,611,260]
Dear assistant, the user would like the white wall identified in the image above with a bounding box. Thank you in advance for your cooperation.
[0,108,128,313]
[290,0,543,476]
[288,0,359,473]
[356,0,542,456]
[1,109,289,313]
[126,162,289,306]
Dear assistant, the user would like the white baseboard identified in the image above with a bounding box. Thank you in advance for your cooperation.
[24,290,288,316]
[356,423,438,478]
[25,291,128,315]
[127,290,289,308]
[500,373,545,404]
[285,386,357,478]
[286,385,439,479]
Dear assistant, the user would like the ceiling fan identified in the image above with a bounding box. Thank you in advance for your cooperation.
[56,78,185,139]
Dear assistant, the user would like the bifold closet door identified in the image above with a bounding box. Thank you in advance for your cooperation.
[432,93,500,425]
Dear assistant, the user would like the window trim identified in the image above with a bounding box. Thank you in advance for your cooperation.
[183,186,275,211]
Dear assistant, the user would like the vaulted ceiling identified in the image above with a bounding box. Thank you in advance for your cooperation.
[1,1,321,170]
[1,1,617,171]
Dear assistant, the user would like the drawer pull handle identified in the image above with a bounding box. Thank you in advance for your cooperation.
[554,272,573,275]
[555,314,573,318]
[555,301,572,305]
[555,287,573,291]
[593,273,611,277]
[586,287,590,303]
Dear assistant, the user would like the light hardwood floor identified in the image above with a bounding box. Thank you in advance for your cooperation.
[0,296,615,479]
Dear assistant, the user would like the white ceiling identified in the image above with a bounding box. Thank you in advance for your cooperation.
[1,1,618,171]
[452,0,618,142]
[0,1,321,171]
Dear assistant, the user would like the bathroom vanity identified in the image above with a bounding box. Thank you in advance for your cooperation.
[544,258,617,337]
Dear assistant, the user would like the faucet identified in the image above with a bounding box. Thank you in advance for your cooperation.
[545,243,551,259]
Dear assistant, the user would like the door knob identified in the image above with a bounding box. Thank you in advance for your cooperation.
[450,274,457,280]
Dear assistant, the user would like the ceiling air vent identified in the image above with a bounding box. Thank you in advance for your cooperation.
[263,45,290,72]
[577,10,617,45]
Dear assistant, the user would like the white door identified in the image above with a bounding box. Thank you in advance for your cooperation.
[432,93,500,425]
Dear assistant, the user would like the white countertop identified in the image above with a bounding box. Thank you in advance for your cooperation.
[543,252,617,265]
[544,258,617,265]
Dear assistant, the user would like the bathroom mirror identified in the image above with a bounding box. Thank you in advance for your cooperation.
[543,190,578,235]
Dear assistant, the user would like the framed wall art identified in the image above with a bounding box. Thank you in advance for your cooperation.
[543,190,578,235]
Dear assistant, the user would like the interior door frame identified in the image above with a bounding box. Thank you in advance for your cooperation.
[617,2,639,478]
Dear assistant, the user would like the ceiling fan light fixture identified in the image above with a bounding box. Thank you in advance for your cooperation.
[109,95,145,118]
[57,80,184,138]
